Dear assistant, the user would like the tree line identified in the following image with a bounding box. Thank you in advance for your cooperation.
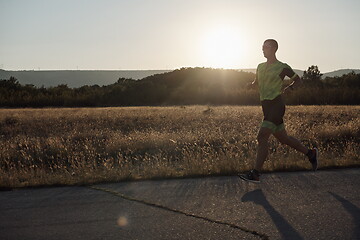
[0,66,359,107]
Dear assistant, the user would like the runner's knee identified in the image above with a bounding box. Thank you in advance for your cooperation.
[257,131,270,143]
[276,135,289,144]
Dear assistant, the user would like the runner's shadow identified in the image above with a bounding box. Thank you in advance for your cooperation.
[328,191,360,239]
[241,189,303,240]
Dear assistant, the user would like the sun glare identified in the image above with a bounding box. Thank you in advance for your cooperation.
[201,27,246,69]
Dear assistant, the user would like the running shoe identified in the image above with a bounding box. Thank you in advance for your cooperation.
[308,148,319,171]
[239,170,260,183]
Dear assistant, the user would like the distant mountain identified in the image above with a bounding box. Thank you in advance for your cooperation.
[0,70,171,88]
[321,69,360,78]
[1,68,359,88]
[238,68,360,78]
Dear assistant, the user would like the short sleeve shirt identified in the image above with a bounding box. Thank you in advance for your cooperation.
[256,60,298,101]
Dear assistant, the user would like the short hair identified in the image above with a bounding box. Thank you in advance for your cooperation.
[264,39,278,51]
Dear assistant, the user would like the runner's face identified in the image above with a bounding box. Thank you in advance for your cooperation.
[262,43,273,58]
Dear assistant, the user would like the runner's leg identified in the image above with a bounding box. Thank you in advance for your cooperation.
[273,129,308,154]
[255,127,273,171]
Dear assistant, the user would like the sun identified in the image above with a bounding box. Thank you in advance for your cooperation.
[201,27,246,69]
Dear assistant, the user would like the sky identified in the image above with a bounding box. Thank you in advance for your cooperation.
[1,0,360,73]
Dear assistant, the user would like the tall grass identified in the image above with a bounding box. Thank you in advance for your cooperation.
[0,106,359,188]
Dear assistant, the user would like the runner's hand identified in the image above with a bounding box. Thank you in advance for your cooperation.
[283,85,294,94]
[246,81,256,90]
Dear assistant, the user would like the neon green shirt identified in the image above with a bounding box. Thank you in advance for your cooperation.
[256,60,298,101]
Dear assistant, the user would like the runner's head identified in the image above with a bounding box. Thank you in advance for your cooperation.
[262,39,278,58]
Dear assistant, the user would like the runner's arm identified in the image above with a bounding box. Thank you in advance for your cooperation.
[286,74,302,90]
[251,75,257,85]
[281,68,302,92]
[247,74,257,89]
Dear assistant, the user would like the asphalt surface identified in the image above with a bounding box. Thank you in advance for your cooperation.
[0,168,359,240]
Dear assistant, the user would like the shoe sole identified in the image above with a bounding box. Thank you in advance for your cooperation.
[238,174,260,184]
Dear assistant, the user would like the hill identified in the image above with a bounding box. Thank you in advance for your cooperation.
[0,69,171,88]
[322,69,360,78]
[240,69,360,78]
[0,67,359,107]
[1,68,359,88]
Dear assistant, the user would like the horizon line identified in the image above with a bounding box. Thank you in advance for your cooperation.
[1,67,360,73]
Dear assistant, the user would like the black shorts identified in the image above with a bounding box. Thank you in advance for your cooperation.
[261,95,285,126]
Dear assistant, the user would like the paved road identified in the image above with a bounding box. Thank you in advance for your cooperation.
[1,169,359,240]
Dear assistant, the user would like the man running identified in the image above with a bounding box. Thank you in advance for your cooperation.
[239,39,318,183]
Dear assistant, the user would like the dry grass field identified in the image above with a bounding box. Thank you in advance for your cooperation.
[0,105,359,188]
